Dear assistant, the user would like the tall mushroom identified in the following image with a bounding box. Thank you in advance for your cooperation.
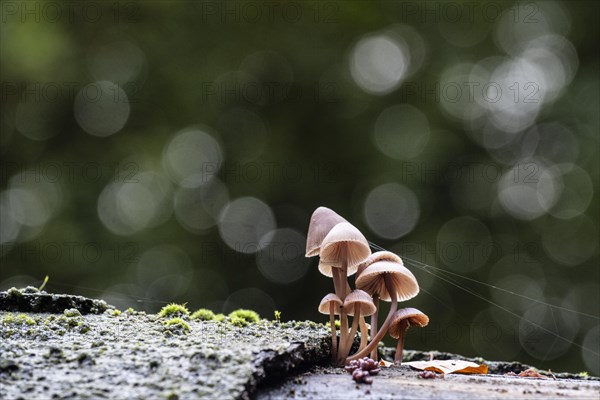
[338,290,376,363]
[318,222,371,300]
[347,259,419,362]
[388,308,429,365]
[318,293,343,362]
[356,251,403,359]
[305,207,347,257]
[319,222,371,365]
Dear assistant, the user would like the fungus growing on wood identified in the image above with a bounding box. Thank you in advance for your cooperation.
[388,308,429,365]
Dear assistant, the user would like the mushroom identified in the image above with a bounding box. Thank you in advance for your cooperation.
[318,293,343,362]
[318,222,371,299]
[347,259,419,362]
[356,251,403,359]
[388,308,429,365]
[338,290,376,362]
[305,207,347,257]
[319,222,371,365]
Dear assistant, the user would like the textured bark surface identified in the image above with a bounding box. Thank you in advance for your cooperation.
[1,289,597,400]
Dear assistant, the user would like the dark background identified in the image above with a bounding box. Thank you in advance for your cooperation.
[1,1,598,374]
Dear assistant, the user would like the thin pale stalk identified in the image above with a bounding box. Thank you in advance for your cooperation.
[358,316,368,351]
[329,303,337,362]
[336,247,350,365]
[370,295,379,359]
[346,275,398,363]
[394,322,408,365]
[341,305,361,359]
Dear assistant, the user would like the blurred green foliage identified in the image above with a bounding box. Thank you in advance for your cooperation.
[1,1,598,374]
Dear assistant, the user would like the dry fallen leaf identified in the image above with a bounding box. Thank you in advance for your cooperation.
[404,360,488,375]
[506,368,549,379]
[379,359,393,368]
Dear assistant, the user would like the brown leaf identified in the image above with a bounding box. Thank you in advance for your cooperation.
[404,360,488,375]
[378,359,393,368]
[517,368,549,379]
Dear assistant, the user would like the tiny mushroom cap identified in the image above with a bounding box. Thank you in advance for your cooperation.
[388,308,430,338]
[355,260,419,302]
[318,222,371,277]
[305,207,347,257]
[356,251,403,277]
[343,290,377,317]
[318,293,343,315]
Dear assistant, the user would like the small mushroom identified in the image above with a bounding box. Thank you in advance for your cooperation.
[305,207,347,257]
[338,290,376,362]
[319,222,371,365]
[356,251,403,358]
[388,308,429,365]
[319,222,371,299]
[347,260,419,362]
[318,293,343,362]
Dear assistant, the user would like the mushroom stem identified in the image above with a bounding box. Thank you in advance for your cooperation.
[340,304,361,360]
[338,309,349,365]
[346,275,398,363]
[358,316,368,351]
[394,320,409,365]
[336,248,350,366]
[370,295,379,360]
[331,267,344,300]
[329,302,337,362]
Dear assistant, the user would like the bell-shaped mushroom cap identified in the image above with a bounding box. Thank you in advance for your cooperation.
[305,207,347,257]
[318,222,371,277]
[355,260,419,302]
[318,293,343,315]
[388,308,429,339]
[356,251,403,277]
[343,290,377,317]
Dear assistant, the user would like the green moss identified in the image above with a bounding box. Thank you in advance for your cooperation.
[111,309,121,316]
[125,307,135,314]
[64,308,82,318]
[214,314,226,322]
[274,310,281,323]
[3,313,15,324]
[3,313,36,326]
[229,316,249,327]
[334,320,341,329]
[163,318,190,334]
[158,303,190,319]
[191,309,216,321]
[228,309,259,324]
[17,314,36,326]
[578,371,589,377]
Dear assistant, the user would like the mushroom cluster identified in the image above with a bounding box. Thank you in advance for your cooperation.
[307,207,429,366]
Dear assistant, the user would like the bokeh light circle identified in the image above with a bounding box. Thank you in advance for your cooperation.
[256,228,309,284]
[541,215,598,267]
[548,164,593,219]
[363,183,420,239]
[218,197,276,254]
[97,170,172,235]
[519,302,578,361]
[497,160,559,220]
[373,104,430,160]
[74,81,130,137]
[350,32,409,95]
[173,178,229,234]
[162,127,223,188]
[436,216,492,272]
